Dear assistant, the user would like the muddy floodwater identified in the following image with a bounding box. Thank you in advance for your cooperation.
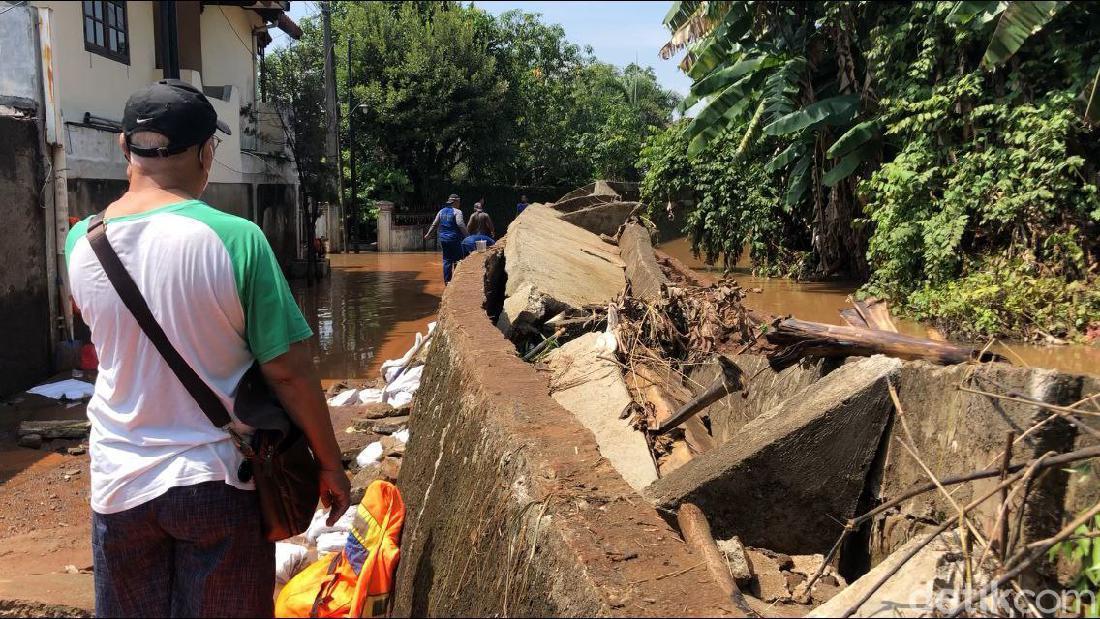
[658,237,1099,376]
[291,253,444,385]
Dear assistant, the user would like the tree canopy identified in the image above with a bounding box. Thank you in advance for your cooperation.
[267,1,681,208]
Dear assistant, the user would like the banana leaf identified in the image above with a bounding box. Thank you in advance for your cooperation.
[763,94,860,136]
[982,1,1068,67]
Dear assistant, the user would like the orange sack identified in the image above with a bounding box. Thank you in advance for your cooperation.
[276,480,405,618]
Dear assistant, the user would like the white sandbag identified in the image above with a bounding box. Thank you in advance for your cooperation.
[357,388,384,404]
[316,531,348,555]
[355,441,383,468]
[386,391,413,408]
[304,505,355,544]
[379,322,437,382]
[326,389,358,407]
[275,542,310,584]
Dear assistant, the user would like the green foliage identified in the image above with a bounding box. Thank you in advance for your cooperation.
[267,2,680,208]
[652,0,1100,340]
[1050,509,1100,616]
[639,122,805,277]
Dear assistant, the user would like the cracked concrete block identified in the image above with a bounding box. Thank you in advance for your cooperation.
[689,354,835,445]
[716,536,753,585]
[646,355,901,554]
[619,222,667,303]
[559,201,639,237]
[545,333,658,492]
[498,206,625,337]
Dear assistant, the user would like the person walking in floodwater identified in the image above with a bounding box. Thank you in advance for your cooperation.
[424,193,469,284]
[468,199,496,239]
[64,80,350,618]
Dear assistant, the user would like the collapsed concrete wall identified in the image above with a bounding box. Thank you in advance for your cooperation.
[497,205,625,338]
[393,249,735,617]
[871,361,1086,567]
[646,356,901,554]
[560,201,639,237]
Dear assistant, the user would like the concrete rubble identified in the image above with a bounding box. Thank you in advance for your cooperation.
[544,332,658,492]
[496,204,626,339]
[390,181,1100,616]
[647,356,901,553]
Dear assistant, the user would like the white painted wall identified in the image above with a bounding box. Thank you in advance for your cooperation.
[28,1,266,184]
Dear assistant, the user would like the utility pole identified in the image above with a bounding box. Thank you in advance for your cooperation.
[346,39,357,252]
[321,0,345,255]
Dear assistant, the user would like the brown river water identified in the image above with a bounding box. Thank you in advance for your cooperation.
[657,237,1099,377]
[291,243,1095,385]
[291,253,444,386]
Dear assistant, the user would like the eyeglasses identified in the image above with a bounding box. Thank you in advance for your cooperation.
[210,135,223,151]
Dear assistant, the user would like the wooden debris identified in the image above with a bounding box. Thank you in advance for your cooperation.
[677,503,758,618]
[17,420,91,440]
[653,356,743,435]
[765,318,1003,370]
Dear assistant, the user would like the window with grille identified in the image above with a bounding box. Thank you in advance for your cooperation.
[83,1,129,64]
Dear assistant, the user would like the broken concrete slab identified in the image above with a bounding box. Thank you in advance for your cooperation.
[545,332,657,493]
[747,548,791,603]
[619,222,668,303]
[646,355,901,554]
[808,532,962,618]
[559,201,639,237]
[689,354,835,445]
[871,360,1083,566]
[497,206,625,338]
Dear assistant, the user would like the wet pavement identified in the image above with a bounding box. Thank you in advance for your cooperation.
[291,252,445,386]
[657,237,1100,376]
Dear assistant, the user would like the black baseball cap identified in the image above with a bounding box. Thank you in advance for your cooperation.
[122,79,231,157]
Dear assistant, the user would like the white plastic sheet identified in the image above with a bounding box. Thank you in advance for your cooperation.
[27,378,94,400]
[304,505,355,545]
[316,531,348,555]
[357,388,384,404]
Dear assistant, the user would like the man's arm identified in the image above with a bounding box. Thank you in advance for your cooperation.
[488,215,496,239]
[260,341,351,525]
[455,209,470,237]
[423,210,441,240]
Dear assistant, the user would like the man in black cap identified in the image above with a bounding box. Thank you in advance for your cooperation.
[64,79,349,617]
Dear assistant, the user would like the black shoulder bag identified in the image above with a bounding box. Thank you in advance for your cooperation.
[86,213,319,542]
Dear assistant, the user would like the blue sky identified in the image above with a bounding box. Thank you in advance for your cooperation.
[283,1,691,96]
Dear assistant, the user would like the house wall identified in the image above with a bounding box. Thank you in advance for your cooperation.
[0,111,51,397]
[30,1,263,186]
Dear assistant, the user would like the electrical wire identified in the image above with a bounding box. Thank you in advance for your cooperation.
[218,6,255,57]
[0,1,29,17]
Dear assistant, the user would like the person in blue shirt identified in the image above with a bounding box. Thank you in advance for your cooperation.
[516,194,529,216]
[461,234,495,258]
[424,193,469,284]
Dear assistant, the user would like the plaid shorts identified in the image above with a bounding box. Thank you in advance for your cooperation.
[92,481,275,618]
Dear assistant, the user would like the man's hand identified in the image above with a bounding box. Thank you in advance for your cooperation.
[320,467,352,525]
[423,233,429,240]
[260,342,353,524]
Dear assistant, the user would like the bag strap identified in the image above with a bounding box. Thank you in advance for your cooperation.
[86,213,233,429]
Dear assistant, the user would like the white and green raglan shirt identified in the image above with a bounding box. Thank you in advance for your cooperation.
[65,200,313,514]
